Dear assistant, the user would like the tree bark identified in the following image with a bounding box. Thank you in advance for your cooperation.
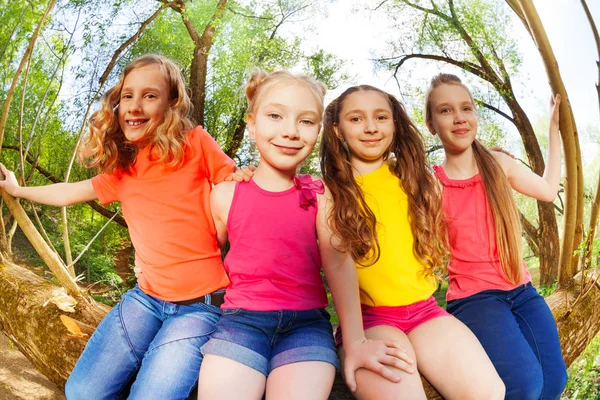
[0,259,108,387]
[167,0,228,125]
[515,0,584,288]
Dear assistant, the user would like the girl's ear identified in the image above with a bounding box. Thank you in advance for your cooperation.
[247,114,256,140]
[333,123,343,140]
[426,119,436,136]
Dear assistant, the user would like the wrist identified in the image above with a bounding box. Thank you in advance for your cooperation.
[11,186,23,198]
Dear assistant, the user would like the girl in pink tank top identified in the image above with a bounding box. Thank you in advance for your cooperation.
[425,73,566,399]
[198,70,413,399]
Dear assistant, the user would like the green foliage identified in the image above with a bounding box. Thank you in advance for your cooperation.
[563,332,600,400]
[537,281,557,297]
[0,0,350,294]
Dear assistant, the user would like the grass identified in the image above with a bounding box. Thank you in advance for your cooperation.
[562,332,600,399]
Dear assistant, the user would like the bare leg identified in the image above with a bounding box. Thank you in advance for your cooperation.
[340,325,427,400]
[265,361,335,400]
[408,316,505,400]
[197,354,266,400]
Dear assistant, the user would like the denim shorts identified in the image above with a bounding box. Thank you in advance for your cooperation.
[201,308,339,375]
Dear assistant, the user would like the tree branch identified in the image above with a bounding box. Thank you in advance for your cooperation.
[99,2,172,84]
[478,100,515,124]
[392,53,488,82]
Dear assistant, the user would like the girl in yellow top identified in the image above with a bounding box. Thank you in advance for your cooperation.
[320,85,504,399]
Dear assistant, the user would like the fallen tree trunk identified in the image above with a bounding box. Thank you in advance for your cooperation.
[331,266,600,399]
[0,259,108,387]
[1,259,599,397]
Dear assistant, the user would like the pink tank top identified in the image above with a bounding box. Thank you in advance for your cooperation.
[433,166,531,301]
[221,176,328,311]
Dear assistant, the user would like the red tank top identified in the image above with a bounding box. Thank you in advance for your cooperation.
[433,166,531,301]
[222,177,328,311]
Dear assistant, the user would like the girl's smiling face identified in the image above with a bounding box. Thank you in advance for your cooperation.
[334,90,395,174]
[427,83,478,155]
[247,81,321,173]
[118,64,171,142]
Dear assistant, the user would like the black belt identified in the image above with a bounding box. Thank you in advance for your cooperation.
[173,291,225,307]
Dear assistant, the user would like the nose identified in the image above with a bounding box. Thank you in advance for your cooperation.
[281,120,299,139]
[365,118,378,134]
[454,111,466,124]
[128,96,142,113]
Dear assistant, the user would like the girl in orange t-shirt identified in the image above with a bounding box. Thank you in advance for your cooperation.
[0,54,250,400]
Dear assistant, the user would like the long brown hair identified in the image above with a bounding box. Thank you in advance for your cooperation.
[321,85,449,277]
[425,73,523,284]
[80,54,194,173]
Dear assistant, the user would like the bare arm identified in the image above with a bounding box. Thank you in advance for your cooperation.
[316,189,414,392]
[209,181,235,248]
[0,164,97,206]
[493,94,561,202]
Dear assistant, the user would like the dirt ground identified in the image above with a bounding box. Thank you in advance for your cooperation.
[0,332,64,400]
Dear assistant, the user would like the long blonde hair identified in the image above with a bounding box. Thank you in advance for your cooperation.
[425,73,523,284]
[80,54,194,173]
[321,85,449,277]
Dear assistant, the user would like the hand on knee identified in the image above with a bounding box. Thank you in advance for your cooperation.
[342,338,416,392]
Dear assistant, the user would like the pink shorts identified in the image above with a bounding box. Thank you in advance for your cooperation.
[335,296,449,346]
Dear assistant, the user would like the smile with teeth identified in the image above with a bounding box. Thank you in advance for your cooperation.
[127,120,148,127]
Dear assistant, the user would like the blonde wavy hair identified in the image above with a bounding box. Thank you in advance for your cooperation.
[245,68,327,117]
[80,54,194,173]
[320,85,449,277]
[425,73,523,284]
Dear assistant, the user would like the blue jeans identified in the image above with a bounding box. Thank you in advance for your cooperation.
[446,283,567,400]
[65,286,222,400]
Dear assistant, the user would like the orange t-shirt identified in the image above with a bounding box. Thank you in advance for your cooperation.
[91,126,235,301]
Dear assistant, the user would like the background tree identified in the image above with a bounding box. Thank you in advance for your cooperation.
[376,0,561,285]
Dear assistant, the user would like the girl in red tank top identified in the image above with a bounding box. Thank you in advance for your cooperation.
[425,73,567,400]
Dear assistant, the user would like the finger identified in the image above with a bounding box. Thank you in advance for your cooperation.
[380,355,416,374]
[386,348,415,365]
[344,365,357,392]
[382,339,409,353]
[365,361,401,383]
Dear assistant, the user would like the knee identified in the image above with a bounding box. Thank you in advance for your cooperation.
[542,366,568,399]
[504,370,543,400]
[464,374,505,400]
[65,375,92,400]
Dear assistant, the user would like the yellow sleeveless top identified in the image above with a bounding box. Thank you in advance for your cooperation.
[356,163,436,306]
